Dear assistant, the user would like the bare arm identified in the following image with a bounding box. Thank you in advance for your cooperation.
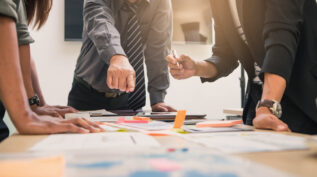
[30,58,46,106]
[253,73,290,131]
[0,17,33,128]
[261,73,286,102]
[0,16,103,134]
[18,45,35,101]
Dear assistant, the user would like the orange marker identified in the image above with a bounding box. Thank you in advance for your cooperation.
[196,120,243,128]
[173,110,187,129]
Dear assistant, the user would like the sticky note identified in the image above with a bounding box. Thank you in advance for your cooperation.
[145,132,171,137]
[117,117,149,124]
[173,110,186,129]
[196,120,243,128]
[172,128,188,134]
[148,158,181,172]
[133,116,151,121]
[0,155,65,177]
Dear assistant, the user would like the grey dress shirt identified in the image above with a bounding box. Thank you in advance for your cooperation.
[75,0,172,105]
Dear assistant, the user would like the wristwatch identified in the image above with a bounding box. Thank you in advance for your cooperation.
[29,94,40,106]
[256,99,282,118]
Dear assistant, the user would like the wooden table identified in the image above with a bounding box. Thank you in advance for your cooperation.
[0,131,316,177]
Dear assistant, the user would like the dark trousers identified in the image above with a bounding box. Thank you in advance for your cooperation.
[0,101,9,142]
[68,78,130,111]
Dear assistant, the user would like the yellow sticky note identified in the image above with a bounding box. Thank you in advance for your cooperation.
[173,110,187,129]
[0,155,65,177]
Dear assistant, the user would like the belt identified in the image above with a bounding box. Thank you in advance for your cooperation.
[74,76,125,98]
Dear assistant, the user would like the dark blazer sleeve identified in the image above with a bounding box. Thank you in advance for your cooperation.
[202,1,239,82]
[261,0,306,84]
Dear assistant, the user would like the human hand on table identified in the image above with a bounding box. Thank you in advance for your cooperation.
[16,112,105,135]
[151,102,177,112]
[32,105,78,118]
[253,107,290,132]
[107,55,135,93]
[166,54,197,80]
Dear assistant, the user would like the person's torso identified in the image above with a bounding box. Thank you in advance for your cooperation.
[212,0,317,122]
[75,0,160,93]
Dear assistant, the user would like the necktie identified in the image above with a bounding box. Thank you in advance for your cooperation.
[125,3,146,110]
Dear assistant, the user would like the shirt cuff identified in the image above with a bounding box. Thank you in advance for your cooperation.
[260,46,293,84]
[100,45,126,64]
[200,57,223,83]
[149,90,166,106]
[0,0,18,22]
[16,24,35,45]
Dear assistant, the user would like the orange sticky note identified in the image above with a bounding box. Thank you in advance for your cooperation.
[196,120,243,128]
[0,155,65,177]
[133,116,151,121]
[173,110,186,129]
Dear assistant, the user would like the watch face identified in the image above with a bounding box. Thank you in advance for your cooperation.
[272,102,282,118]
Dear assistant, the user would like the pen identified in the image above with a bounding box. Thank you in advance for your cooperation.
[172,49,180,68]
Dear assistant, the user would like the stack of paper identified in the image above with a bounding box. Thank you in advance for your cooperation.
[181,132,307,154]
[29,132,160,152]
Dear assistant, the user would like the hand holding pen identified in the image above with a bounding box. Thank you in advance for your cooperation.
[166,49,198,80]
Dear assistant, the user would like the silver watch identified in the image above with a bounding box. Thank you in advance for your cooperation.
[256,99,282,118]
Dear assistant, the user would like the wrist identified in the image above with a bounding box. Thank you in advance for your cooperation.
[28,94,40,106]
[256,106,271,115]
[194,61,203,77]
[110,55,128,65]
[256,99,282,118]
[194,61,217,78]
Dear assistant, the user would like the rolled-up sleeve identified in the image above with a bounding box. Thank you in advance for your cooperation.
[84,0,126,64]
[261,0,305,84]
[0,0,18,21]
[144,0,172,105]
[16,1,34,46]
[201,2,238,83]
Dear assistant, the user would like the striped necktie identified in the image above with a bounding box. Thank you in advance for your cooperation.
[125,3,146,110]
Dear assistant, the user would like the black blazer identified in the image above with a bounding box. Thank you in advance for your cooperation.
[204,0,317,134]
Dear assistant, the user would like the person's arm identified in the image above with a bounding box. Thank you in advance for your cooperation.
[253,73,290,131]
[30,58,46,105]
[0,16,103,134]
[30,58,77,117]
[142,0,175,111]
[166,0,238,82]
[253,0,306,131]
[84,0,135,92]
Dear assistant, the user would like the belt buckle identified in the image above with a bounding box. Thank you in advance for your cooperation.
[105,92,118,98]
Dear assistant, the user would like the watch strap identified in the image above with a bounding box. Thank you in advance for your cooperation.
[29,94,40,106]
[256,99,282,118]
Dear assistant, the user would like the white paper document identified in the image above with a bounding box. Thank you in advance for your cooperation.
[182,132,307,154]
[29,132,160,152]
[118,120,173,131]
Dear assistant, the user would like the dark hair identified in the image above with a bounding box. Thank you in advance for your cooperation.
[25,0,53,30]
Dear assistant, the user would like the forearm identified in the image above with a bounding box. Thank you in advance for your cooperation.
[19,45,35,100]
[84,1,125,64]
[195,61,218,79]
[261,73,286,102]
[30,58,46,105]
[0,17,32,125]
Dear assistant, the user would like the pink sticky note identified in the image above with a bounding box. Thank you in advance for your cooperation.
[148,158,181,172]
